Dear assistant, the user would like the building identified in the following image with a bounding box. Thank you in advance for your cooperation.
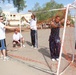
[3,11,32,26]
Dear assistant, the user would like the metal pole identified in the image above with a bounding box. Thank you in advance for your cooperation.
[57,4,69,75]
[73,13,76,62]
[31,8,66,14]
[70,4,76,9]
[75,14,76,49]
[20,14,21,34]
[19,14,22,47]
[75,14,76,50]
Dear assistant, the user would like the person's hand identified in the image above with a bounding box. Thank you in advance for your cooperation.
[17,41,20,44]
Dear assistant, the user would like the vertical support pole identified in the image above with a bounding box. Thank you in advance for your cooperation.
[73,13,76,62]
[75,14,76,50]
[57,5,69,75]
[19,14,22,47]
[20,15,21,34]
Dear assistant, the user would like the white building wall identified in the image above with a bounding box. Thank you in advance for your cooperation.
[10,21,20,26]
[3,11,32,26]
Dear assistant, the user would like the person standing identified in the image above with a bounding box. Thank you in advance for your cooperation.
[49,15,61,61]
[0,16,17,61]
[24,14,38,48]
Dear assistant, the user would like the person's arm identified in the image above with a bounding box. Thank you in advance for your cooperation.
[24,18,29,23]
[4,25,18,30]
[59,19,64,28]
[51,21,59,28]
[59,24,63,28]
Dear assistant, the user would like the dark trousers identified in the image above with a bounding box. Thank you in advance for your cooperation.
[31,29,38,48]
[49,36,61,59]
[13,40,21,47]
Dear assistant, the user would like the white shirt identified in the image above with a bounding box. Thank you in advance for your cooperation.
[0,22,5,40]
[13,33,23,41]
[30,19,37,30]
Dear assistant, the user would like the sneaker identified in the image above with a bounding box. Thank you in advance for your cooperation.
[3,56,9,61]
[51,58,55,61]
[0,55,3,59]
[23,45,25,47]
[56,58,59,61]
[34,47,37,49]
[31,46,33,48]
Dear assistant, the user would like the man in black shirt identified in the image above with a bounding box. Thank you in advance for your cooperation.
[49,16,61,61]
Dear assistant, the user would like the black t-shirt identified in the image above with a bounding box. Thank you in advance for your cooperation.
[51,21,60,39]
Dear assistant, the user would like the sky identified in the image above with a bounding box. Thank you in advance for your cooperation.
[0,0,75,13]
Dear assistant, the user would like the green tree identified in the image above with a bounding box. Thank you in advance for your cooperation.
[1,0,27,12]
[0,7,2,15]
[32,0,64,22]
[32,2,42,12]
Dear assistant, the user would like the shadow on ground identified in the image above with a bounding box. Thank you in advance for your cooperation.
[25,41,32,46]
[38,47,55,73]
[38,47,51,58]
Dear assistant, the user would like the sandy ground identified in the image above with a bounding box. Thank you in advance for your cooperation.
[0,27,76,75]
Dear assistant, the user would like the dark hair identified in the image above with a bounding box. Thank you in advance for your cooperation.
[14,28,20,32]
[55,15,60,19]
[32,13,35,17]
[0,16,3,17]
[0,16,3,20]
[31,14,36,20]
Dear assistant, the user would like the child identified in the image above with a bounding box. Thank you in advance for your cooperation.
[13,28,25,48]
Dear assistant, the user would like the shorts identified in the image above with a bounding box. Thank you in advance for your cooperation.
[0,39,6,50]
[13,40,21,47]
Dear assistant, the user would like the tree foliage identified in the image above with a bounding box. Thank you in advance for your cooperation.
[32,0,64,22]
[0,7,2,15]
[12,0,27,12]
[32,2,42,12]
[1,0,27,12]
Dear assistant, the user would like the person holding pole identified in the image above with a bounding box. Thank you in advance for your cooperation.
[24,14,38,49]
[49,15,62,61]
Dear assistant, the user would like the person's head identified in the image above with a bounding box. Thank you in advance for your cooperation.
[0,16,4,22]
[31,14,36,20]
[14,28,20,34]
[55,15,60,23]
